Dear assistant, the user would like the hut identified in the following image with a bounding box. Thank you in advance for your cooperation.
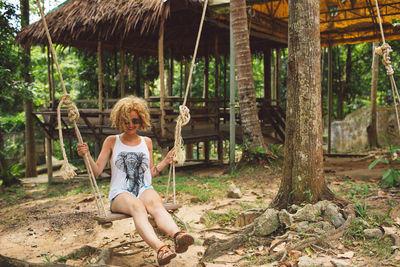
[15,0,400,167]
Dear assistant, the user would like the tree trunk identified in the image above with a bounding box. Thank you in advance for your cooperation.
[230,0,268,155]
[21,0,37,178]
[271,0,335,209]
[369,42,379,148]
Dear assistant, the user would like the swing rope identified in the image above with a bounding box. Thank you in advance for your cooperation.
[373,0,400,136]
[36,0,106,217]
[165,0,209,204]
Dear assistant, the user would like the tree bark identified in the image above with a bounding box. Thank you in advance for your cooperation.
[21,0,37,178]
[271,0,335,209]
[230,0,268,155]
[369,42,379,148]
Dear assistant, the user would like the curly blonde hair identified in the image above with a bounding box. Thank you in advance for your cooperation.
[110,96,151,131]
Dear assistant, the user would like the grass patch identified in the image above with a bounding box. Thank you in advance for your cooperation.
[153,174,231,203]
[202,210,238,228]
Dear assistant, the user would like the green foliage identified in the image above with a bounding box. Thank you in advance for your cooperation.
[343,180,374,201]
[202,210,237,228]
[354,202,368,220]
[368,135,400,187]
[346,218,368,238]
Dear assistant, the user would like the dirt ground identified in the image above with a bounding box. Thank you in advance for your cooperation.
[0,154,399,267]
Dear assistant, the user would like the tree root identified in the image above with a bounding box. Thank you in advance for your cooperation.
[202,204,355,263]
[202,224,254,261]
[199,227,240,234]
[270,204,355,260]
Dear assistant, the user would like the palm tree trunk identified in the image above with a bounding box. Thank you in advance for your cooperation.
[230,0,268,156]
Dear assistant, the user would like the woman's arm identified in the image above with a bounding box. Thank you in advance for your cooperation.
[144,137,174,178]
[77,136,115,177]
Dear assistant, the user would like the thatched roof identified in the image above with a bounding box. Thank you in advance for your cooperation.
[15,0,284,57]
[16,0,398,57]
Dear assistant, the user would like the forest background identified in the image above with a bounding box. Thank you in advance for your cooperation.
[0,0,398,185]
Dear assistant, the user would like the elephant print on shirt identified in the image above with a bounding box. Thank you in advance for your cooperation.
[115,151,149,196]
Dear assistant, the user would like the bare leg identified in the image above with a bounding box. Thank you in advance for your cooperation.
[139,189,180,237]
[111,192,164,250]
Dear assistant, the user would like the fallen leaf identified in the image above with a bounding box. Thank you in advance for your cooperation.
[304,247,314,255]
[338,251,354,259]
[234,249,245,256]
[288,250,302,260]
[78,197,94,203]
[277,261,292,266]
[238,241,248,250]
[270,239,283,249]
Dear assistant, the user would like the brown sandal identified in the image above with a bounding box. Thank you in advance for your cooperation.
[157,244,176,266]
[174,231,194,253]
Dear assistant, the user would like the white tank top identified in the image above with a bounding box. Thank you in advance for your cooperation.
[109,135,152,201]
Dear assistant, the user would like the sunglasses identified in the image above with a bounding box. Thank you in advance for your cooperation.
[125,118,142,125]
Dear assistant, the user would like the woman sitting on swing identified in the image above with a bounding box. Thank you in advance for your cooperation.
[77,96,194,266]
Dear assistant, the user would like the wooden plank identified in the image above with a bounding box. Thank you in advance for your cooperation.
[94,202,182,224]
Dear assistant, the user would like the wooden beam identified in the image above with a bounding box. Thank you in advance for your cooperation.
[159,15,166,137]
[120,39,126,98]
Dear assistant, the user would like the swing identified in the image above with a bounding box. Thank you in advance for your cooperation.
[35,0,209,225]
[372,0,400,136]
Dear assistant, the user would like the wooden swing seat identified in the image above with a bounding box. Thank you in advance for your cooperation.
[94,202,182,225]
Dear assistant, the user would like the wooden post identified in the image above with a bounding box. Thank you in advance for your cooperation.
[275,48,281,105]
[369,42,379,148]
[144,81,150,99]
[215,35,223,163]
[229,15,236,173]
[98,39,103,119]
[169,50,174,97]
[223,56,227,123]
[96,39,104,159]
[45,137,53,184]
[264,49,272,105]
[136,57,141,96]
[158,16,166,137]
[47,45,55,109]
[328,43,333,154]
[180,61,183,98]
[120,39,126,98]
[204,141,210,162]
[203,55,209,106]
[186,144,193,160]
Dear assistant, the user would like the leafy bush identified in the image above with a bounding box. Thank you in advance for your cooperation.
[368,135,400,187]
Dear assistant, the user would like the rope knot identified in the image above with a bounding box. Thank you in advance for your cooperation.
[375,43,395,76]
[178,105,191,126]
[60,94,80,123]
[60,161,77,179]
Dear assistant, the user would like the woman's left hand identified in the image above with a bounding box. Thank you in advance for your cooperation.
[165,148,175,164]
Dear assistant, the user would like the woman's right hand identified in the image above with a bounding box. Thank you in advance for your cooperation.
[77,143,89,157]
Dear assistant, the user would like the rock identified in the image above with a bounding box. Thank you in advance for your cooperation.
[253,209,279,236]
[297,256,323,267]
[314,200,330,213]
[278,209,293,228]
[325,203,345,228]
[322,221,335,231]
[363,228,383,239]
[227,183,242,198]
[235,208,263,227]
[291,204,301,212]
[331,258,350,267]
[293,204,320,222]
[294,221,310,233]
